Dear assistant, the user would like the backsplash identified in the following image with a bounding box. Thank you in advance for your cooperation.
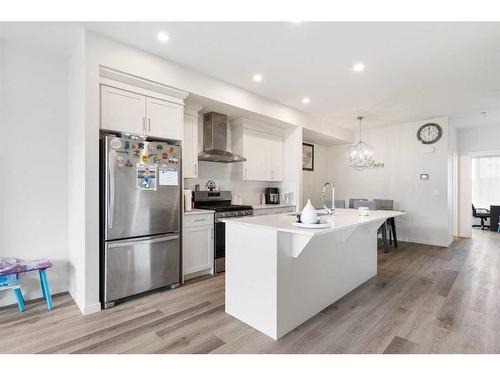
[184,161,281,205]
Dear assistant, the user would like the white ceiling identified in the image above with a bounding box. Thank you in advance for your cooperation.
[2,22,499,130]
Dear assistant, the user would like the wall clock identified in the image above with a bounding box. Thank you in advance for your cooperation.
[416,123,442,144]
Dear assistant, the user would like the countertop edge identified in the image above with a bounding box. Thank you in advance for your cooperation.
[251,204,296,210]
[223,211,406,236]
[184,209,215,215]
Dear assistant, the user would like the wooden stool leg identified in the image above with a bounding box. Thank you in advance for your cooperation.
[39,270,53,310]
[13,288,25,312]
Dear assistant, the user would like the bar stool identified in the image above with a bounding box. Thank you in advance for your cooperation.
[373,199,398,248]
[353,201,390,253]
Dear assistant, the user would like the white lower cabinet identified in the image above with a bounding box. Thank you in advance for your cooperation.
[183,213,214,281]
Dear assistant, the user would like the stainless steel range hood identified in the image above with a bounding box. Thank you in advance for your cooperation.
[198,112,246,163]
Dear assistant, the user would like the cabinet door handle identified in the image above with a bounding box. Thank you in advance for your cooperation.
[194,163,197,176]
[244,168,247,178]
[193,218,207,222]
[148,118,151,133]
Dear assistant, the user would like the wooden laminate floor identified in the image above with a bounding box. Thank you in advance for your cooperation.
[2,229,500,354]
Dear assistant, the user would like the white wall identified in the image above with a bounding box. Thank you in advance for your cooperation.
[67,30,88,313]
[458,124,500,153]
[184,162,281,205]
[448,125,458,239]
[302,143,329,209]
[0,43,69,307]
[327,118,452,247]
[458,154,472,237]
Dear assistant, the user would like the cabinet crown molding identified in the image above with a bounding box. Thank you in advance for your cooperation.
[231,118,284,137]
[100,66,189,103]
[184,102,203,116]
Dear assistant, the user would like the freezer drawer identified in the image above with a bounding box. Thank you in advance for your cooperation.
[104,234,180,303]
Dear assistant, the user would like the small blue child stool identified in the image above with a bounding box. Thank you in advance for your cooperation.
[0,258,54,312]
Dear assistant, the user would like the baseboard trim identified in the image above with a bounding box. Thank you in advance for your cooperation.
[396,236,451,248]
[82,302,101,315]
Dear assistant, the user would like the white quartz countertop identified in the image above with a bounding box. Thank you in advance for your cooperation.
[184,208,215,215]
[251,204,296,210]
[223,208,405,236]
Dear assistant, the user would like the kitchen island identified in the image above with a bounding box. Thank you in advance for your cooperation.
[223,208,405,340]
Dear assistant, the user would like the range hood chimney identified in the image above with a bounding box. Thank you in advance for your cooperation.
[198,112,246,163]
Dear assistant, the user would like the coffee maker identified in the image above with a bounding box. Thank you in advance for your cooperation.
[265,187,280,204]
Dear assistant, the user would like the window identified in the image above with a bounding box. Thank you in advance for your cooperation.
[472,156,500,209]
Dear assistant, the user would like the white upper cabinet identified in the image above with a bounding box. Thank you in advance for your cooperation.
[231,119,284,182]
[146,97,183,140]
[182,103,203,179]
[101,86,146,135]
[242,128,268,180]
[269,134,284,181]
[99,78,187,140]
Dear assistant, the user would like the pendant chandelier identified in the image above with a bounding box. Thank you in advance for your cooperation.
[347,116,374,171]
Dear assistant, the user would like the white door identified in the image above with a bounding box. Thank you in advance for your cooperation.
[243,129,268,181]
[183,225,214,276]
[182,113,198,178]
[100,85,146,134]
[146,97,183,140]
[269,134,284,181]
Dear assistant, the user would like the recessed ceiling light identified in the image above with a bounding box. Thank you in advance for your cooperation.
[253,73,263,82]
[157,32,170,43]
[353,63,365,72]
[302,97,310,104]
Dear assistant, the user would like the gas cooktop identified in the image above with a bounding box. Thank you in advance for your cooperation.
[195,203,253,212]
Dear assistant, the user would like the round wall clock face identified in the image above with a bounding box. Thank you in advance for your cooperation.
[417,123,442,144]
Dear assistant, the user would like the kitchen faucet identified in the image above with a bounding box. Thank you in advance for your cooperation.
[321,182,335,215]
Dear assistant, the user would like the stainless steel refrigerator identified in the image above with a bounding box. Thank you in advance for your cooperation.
[100,134,181,308]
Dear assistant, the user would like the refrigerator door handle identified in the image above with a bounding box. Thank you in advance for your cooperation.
[107,234,180,248]
[108,151,115,229]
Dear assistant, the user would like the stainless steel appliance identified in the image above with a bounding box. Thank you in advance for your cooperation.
[198,112,246,163]
[265,187,280,204]
[193,191,253,273]
[100,133,181,308]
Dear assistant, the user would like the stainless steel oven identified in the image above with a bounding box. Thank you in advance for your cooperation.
[193,191,253,273]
